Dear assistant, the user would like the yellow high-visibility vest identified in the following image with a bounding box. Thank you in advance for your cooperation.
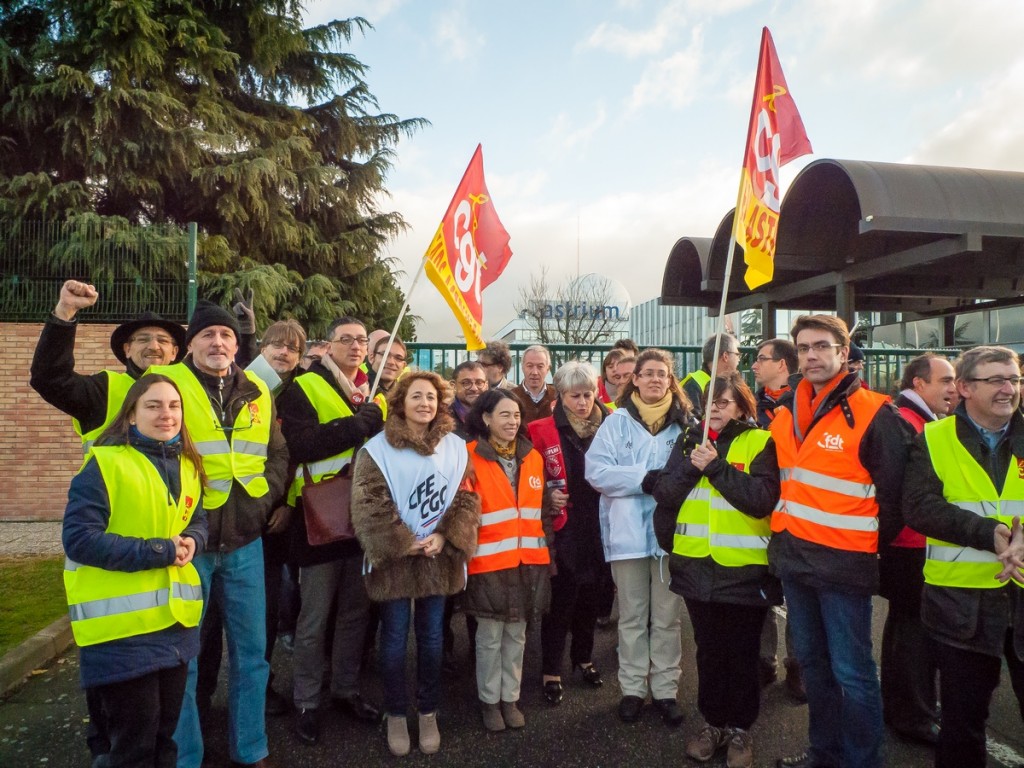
[73,371,134,456]
[286,373,355,505]
[64,446,204,646]
[151,364,272,509]
[673,428,773,567]
[923,416,1024,589]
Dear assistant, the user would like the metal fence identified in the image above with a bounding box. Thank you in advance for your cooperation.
[405,342,958,396]
[0,219,193,323]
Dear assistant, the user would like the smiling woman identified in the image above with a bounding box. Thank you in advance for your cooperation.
[351,371,480,757]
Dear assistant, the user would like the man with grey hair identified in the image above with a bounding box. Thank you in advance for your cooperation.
[681,333,741,420]
[904,345,1024,768]
[513,344,557,424]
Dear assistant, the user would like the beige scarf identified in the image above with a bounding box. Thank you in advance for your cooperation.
[566,403,603,439]
[631,391,673,434]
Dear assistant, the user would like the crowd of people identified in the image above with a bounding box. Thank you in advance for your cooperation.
[32,278,1024,768]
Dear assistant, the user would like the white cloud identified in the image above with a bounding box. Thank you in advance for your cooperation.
[580,0,689,58]
[434,5,485,62]
[907,60,1024,172]
[547,105,609,150]
[628,26,704,111]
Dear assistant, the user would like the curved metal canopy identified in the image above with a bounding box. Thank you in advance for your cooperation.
[661,158,1024,323]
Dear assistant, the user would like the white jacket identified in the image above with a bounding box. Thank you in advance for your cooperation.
[585,404,685,562]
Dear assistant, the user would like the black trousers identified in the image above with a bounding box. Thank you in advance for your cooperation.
[541,570,600,676]
[684,598,768,731]
[935,632,1024,768]
[87,662,188,768]
[880,604,938,733]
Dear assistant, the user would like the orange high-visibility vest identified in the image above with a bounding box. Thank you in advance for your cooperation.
[770,386,888,553]
[466,441,550,575]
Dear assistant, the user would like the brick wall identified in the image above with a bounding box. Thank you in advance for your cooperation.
[0,322,121,521]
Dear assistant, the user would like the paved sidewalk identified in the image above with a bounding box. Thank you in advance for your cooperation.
[0,522,63,557]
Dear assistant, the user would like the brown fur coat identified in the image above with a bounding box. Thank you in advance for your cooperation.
[351,414,481,602]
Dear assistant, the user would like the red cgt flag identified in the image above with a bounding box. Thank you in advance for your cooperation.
[424,145,512,349]
[735,28,812,290]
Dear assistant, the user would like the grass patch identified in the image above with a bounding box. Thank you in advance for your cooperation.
[0,556,67,656]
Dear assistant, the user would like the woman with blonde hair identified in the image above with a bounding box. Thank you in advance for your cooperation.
[351,371,480,757]
[585,348,694,726]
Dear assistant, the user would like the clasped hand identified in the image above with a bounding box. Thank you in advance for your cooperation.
[171,535,196,567]
[994,515,1024,584]
[409,532,446,558]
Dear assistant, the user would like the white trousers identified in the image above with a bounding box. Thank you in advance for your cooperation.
[610,556,682,699]
[475,617,528,704]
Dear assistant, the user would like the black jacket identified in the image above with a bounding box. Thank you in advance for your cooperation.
[276,363,384,566]
[652,419,783,606]
[767,372,913,595]
[545,399,608,584]
[903,406,1024,657]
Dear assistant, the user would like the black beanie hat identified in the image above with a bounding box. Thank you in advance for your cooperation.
[848,343,865,363]
[185,299,241,346]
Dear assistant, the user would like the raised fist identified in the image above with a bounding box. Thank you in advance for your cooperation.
[55,280,99,321]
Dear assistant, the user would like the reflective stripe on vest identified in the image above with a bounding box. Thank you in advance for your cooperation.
[286,373,357,505]
[64,446,204,646]
[770,387,888,553]
[74,371,135,457]
[673,428,773,567]
[149,364,272,509]
[466,442,549,575]
[923,416,1024,589]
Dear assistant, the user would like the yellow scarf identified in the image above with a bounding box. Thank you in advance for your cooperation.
[631,391,673,434]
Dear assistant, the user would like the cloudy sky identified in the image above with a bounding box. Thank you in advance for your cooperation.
[303,0,1024,341]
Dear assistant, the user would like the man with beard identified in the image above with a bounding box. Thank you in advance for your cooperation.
[450,360,488,439]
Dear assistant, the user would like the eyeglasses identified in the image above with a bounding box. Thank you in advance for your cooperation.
[457,378,488,389]
[755,355,779,364]
[213,403,254,433]
[130,333,176,346]
[267,341,303,355]
[332,335,369,347]
[375,351,407,364]
[637,370,670,380]
[709,398,736,409]
[796,342,842,355]
[967,376,1024,387]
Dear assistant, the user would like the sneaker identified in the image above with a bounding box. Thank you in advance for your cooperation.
[501,700,525,729]
[418,711,440,754]
[480,702,505,732]
[727,728,754,768]
[387,715,410,757]
[686,724,727,762]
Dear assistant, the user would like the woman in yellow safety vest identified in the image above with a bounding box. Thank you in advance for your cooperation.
[62,373,207,768]
[651,372,781,768]
[463,389,554,733]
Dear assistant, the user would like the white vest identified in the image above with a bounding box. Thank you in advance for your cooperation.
[363,432,469,540]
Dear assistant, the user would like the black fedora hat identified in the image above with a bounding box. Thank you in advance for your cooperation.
[109,312,187,365]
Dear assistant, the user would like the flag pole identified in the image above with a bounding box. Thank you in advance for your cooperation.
[369,254,428,401]
[700,28,769,447]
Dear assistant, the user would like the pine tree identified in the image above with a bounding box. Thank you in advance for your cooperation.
[0,0,423,338]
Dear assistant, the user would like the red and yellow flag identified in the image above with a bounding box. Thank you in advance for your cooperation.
[736,28,812,290]
[424,145,512,350]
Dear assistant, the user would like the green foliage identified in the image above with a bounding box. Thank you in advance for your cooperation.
[0,0,425,336]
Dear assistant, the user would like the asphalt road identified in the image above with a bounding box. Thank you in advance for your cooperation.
[2,598,1023,767]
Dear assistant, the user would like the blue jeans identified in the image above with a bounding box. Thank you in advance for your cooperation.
[378,595,446,716]
[782,579,883,768]
[174,538,270,768]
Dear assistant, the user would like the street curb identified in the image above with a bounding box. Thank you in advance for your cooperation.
[0,615,73,697]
